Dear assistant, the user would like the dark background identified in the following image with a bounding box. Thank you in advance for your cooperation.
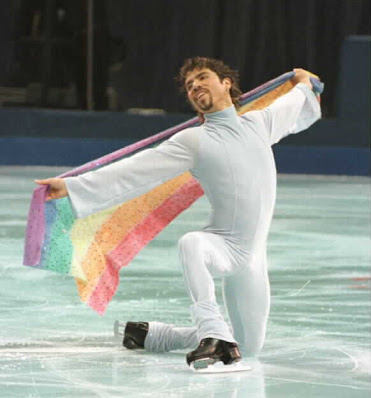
[0,0,369,116]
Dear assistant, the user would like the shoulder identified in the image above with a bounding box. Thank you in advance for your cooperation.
[240,111,266,127]
[169,125,201,146]
[171,125,201,140]
[238,111,271,144]
[160,126,201,155]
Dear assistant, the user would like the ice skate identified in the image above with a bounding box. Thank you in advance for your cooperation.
[114,321,149,349]
[186,338,242,370]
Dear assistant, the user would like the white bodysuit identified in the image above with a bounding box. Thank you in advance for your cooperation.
[65,83,321,356]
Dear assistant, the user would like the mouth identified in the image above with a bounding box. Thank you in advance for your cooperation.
[195,90,208,101]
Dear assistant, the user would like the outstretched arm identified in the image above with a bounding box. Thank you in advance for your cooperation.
[35,128,198,218]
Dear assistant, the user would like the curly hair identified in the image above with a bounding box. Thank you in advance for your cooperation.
[177,57,242,108]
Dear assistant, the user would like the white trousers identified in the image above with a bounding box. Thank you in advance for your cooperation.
[144,231,270,356]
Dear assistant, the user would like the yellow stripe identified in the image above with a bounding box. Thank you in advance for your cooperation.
[75,171,193,301]
[70,205,120,280]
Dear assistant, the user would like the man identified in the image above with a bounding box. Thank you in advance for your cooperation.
[36,57,321,369]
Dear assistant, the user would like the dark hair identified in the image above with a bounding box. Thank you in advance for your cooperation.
[177,57,242,108]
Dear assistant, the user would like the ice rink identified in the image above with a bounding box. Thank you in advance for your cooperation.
[0,166,370,398]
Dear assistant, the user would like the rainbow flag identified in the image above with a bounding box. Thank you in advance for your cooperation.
[23,72,323,314]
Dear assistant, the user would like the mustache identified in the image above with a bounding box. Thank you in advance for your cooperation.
[195,89,209,99]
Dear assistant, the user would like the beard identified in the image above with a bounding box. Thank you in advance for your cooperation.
[193,92,213,112]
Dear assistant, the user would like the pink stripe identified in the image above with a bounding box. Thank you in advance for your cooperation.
[88,178,204,314]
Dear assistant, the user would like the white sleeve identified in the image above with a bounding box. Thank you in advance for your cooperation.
[245,83,322,145]
[64,128,199,218]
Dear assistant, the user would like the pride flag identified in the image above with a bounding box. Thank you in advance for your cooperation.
[23,72,323,314]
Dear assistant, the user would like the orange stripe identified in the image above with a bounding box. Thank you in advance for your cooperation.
[75,171,194,301]
[238,81,294,114]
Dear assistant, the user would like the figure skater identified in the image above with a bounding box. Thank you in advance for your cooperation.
[36,57,321,368]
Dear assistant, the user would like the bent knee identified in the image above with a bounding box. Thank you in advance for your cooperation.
[178,232,202,251]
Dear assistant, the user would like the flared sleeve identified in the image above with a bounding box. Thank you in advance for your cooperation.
[64,128,199,218]
[247,83,322,145]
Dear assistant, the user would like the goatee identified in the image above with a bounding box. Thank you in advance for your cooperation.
[197,98,213,112]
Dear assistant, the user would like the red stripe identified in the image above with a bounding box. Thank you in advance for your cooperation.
[88,178,204,314]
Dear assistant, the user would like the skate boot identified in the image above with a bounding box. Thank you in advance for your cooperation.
[123,321,149,349]
[186,338,242,369]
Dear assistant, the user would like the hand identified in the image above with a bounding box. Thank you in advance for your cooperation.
[34,178,68,201]
[291,68,313,90]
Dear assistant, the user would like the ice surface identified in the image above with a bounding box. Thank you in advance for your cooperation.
[0,167,370,397]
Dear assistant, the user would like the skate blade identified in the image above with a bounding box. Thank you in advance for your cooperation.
[113,320,126,338]
[190,361,252,374]
[191,357,215,370]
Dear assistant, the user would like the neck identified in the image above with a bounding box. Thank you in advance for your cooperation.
[204,99,234,114]
[204,104,238,124]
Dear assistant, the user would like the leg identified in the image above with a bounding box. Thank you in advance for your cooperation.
[121,321,198,353]
[178,231,236,343]
[223,250,270,356]
[125,231,238,356]
[144,322,198,352]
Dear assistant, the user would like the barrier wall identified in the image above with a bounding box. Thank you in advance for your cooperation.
[0,37,369,175]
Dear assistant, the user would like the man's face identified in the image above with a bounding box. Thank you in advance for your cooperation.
[184,68,232,113]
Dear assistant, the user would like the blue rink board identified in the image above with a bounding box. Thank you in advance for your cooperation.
[0,136,370,176]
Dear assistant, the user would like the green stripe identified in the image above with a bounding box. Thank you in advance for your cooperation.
[44,198,75,275]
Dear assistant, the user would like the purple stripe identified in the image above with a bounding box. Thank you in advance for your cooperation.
[37,200,58,269]
[23,186,48,266]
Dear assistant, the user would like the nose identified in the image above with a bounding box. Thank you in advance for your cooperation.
[190,79,201,93]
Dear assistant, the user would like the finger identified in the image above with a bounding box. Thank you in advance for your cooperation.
[46,191,58,202]
[34,179,51,185]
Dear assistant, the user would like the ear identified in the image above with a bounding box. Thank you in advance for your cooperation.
[223,77,232,91]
